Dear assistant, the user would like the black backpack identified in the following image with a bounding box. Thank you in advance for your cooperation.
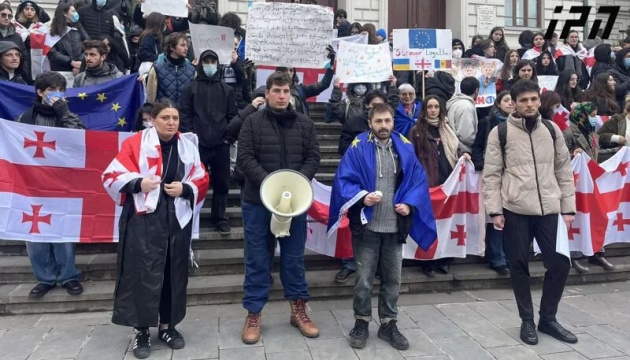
[497,119,557,162]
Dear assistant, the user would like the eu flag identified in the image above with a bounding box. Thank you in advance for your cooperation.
[0,75,145,131]
[327,131,437,251]
[409,29,437,49]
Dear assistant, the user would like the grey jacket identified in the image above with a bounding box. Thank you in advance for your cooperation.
[73,62,123,88]
[446,93,478,153]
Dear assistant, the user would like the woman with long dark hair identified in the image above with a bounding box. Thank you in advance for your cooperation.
[535,51,558,76]
[556,30,590,89]
[47,2,89,73]
[540,90,562,119]
[137,12,166,64]
[409,95,461,277]
[498,49,519,93]
[503,60,538,92]
[361,23,378,44]
[349,22,362,35]
[489,26,509,61]
[554,70,582,109]
[103,98,209,360]
[463,35,484,58]
[583,72,620,116]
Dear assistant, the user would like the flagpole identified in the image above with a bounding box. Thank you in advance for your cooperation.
[422,71,426,99]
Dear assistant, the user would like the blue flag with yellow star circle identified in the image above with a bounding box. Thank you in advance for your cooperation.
[0,75,145,131]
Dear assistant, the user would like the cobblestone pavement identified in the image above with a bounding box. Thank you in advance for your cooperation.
[1,281,630,360]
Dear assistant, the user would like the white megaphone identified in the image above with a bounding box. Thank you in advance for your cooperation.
[260,170,314,238]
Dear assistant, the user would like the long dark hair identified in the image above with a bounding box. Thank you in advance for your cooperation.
[554,70,582,108]
[492,91,512,117]
[540,90,562,119]
[362,23,378,44]
[138,12,166,49]
[50,2,73,37]
[532,31,548,52]
[489,26,509,51]
[512,59,538,83]
[501,49,519,82]
[410,95,446,179]
[150,98,178,118]
[584,72,620,114]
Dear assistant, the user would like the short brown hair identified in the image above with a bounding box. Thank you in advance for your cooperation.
[368,103,394,121]
[164,32,187,55]
[83,40,107,56]
[265,71,292,90]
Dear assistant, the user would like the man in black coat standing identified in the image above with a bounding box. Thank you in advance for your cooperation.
[237,71,320,345]
[78,0,115,41]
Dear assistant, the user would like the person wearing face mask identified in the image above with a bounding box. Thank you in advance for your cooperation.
[133,102,155,131]
[609,48,630,110]
[180,49,237,235]
[15,71,85,299]
[146,32,195,105]
[328,78,372,125]
[47,2,89,74]
[452,38,465,60]
[78,0,115,41]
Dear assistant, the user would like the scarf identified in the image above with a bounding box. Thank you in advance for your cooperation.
[570,103,597,151]
[427,117,458,168]
[553,43,588,60]
[265,103,297,127]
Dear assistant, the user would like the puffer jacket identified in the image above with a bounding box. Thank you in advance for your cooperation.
[236,105,320,205]
[483,113,575,217]
[609,48,630,110]
[77,1,115,40]
[48,26,90,72]
[73,62,123,87]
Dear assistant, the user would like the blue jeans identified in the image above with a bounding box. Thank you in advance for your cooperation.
[353,230,402,323]
[26,242,81,285]
[486,224,507,268]
[242,201,309,313]
[342,258,356,271]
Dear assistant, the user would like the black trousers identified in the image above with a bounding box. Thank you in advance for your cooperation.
[200,144,231,224]
[503,209,570,322]
[135,246,172,331]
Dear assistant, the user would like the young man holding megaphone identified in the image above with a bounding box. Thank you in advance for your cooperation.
[236,71,321,345]
[327,102,437,351]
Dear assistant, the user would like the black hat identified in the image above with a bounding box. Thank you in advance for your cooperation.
[17,1,41,16]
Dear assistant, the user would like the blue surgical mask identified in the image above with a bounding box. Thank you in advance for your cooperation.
[96,0,106,8]
[611,51,616,59]
[588,116,598,127]
[45,90,64,105]
[71,12,79,23]
[625,58,630,68]
[203,64,217,77]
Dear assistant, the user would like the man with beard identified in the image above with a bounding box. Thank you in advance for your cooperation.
[73,40,123,87]
[327,102,436,351]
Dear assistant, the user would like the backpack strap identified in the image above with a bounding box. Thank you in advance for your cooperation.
[498,121,508,163]
[540,119,557,146]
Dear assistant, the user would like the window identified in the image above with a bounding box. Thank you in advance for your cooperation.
[505,0,540,28]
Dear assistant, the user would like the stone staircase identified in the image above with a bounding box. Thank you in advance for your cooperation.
[1,104,629,315]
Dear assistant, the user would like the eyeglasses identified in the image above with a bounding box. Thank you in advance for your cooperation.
[0,13,13,19]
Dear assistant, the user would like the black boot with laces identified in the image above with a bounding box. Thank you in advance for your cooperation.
[158,327,185,349]
[133,328,151,359]
[348,319,369,349]
[378,320,409,350]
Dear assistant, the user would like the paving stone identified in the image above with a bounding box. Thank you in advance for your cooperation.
[433,337,495,360]
[0,284,17,304]
[123,348,172,360]
[36,311,113,328]
[566,332,624,359]
[308,310,344,339]
[554,297,608,327]
[487,345,543,360]
[259,312,308,354]
[355,347,405,360]
[218,315,262,350]
[265,350,313,360]
[219,346,266,360]
[434,303,498,333]
[371,306,416,329]
[396,328,444,357]
[588,292,629,310]
[29,325,94,360]
[77,324,130,360]
[503,327,572,355]
[330,309,358,337]
[464,288,517,302]
[401,305,467,339]
[403,356,450,360]
[466,328,520,348]
[541,352,589,360]
[396,291,476,306]
[563,296,630,332]
[171,317,219,360]
[306,338,359,360]
[0,312,42,329]
[468,301,522,329]
[0,327,50,360]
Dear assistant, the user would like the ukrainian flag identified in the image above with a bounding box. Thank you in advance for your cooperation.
[393,58,411,71]
[434,59,452,69]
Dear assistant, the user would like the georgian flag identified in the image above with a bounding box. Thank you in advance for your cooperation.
[552,105,571,131]
[521,48,542,61]
[306,158,485,260]
[26,25,68,78]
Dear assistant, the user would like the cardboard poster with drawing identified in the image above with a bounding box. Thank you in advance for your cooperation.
[443,57,504,108]
[336,42,392,83]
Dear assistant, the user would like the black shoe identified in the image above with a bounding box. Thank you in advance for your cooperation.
[538,320,578,344]
[348,319,369,349]
[133,329,151,359]
[491,265,510,276]
[520,320,538,345]
[572,260,590,273]
[335,267,355,283]
[158,328,186,349]
[62,280,83,295]
[29,283,55,299]
[588,255,615,271]
[215,222,231,235]
[437,264,450,274]
[422,267,437,278]
[378,320,409,350]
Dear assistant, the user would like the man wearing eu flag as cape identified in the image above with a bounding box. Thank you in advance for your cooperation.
[327,103,437,351]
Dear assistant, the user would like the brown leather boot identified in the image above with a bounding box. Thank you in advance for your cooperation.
[242,312,261,344]
[289,299,319,338]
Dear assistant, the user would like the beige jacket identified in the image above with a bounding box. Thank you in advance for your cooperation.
[483,113,576,216]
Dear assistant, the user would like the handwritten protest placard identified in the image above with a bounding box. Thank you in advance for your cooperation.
[141,0,188,18]
[336,42,392,83]
[245,2,333,68]
[331,34,367,51]
[189,23,234,65]
[538,75,559,93]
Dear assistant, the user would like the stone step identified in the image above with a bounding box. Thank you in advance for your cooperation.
[2,255,630,315]
[315,134,341,147]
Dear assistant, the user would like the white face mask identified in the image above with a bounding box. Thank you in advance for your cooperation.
[452,49,463,59]
[143,120,153,128]
[354,84,368,96]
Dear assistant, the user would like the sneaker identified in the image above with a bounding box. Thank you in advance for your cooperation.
[334,267,355,283]
[378,320,409,350]
[520,320,538,345]
[215,222,231,235]
[158,328,185,349]
[62,280,84,295]
[348,319,369,349]
[29,283,55,299]
[133,329,151,359]
[538,320,578,344]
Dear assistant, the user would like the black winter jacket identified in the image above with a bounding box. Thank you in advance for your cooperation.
[471,109,508,171]
[78,2,115,40]
[0,26,30,81]
[609,48,630,110]
[48,26,90,72]
[236,105,320,205]
[180,50,238,150]
[137,33,160,64]
[0,67,26,84]
[16,100,85,129]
